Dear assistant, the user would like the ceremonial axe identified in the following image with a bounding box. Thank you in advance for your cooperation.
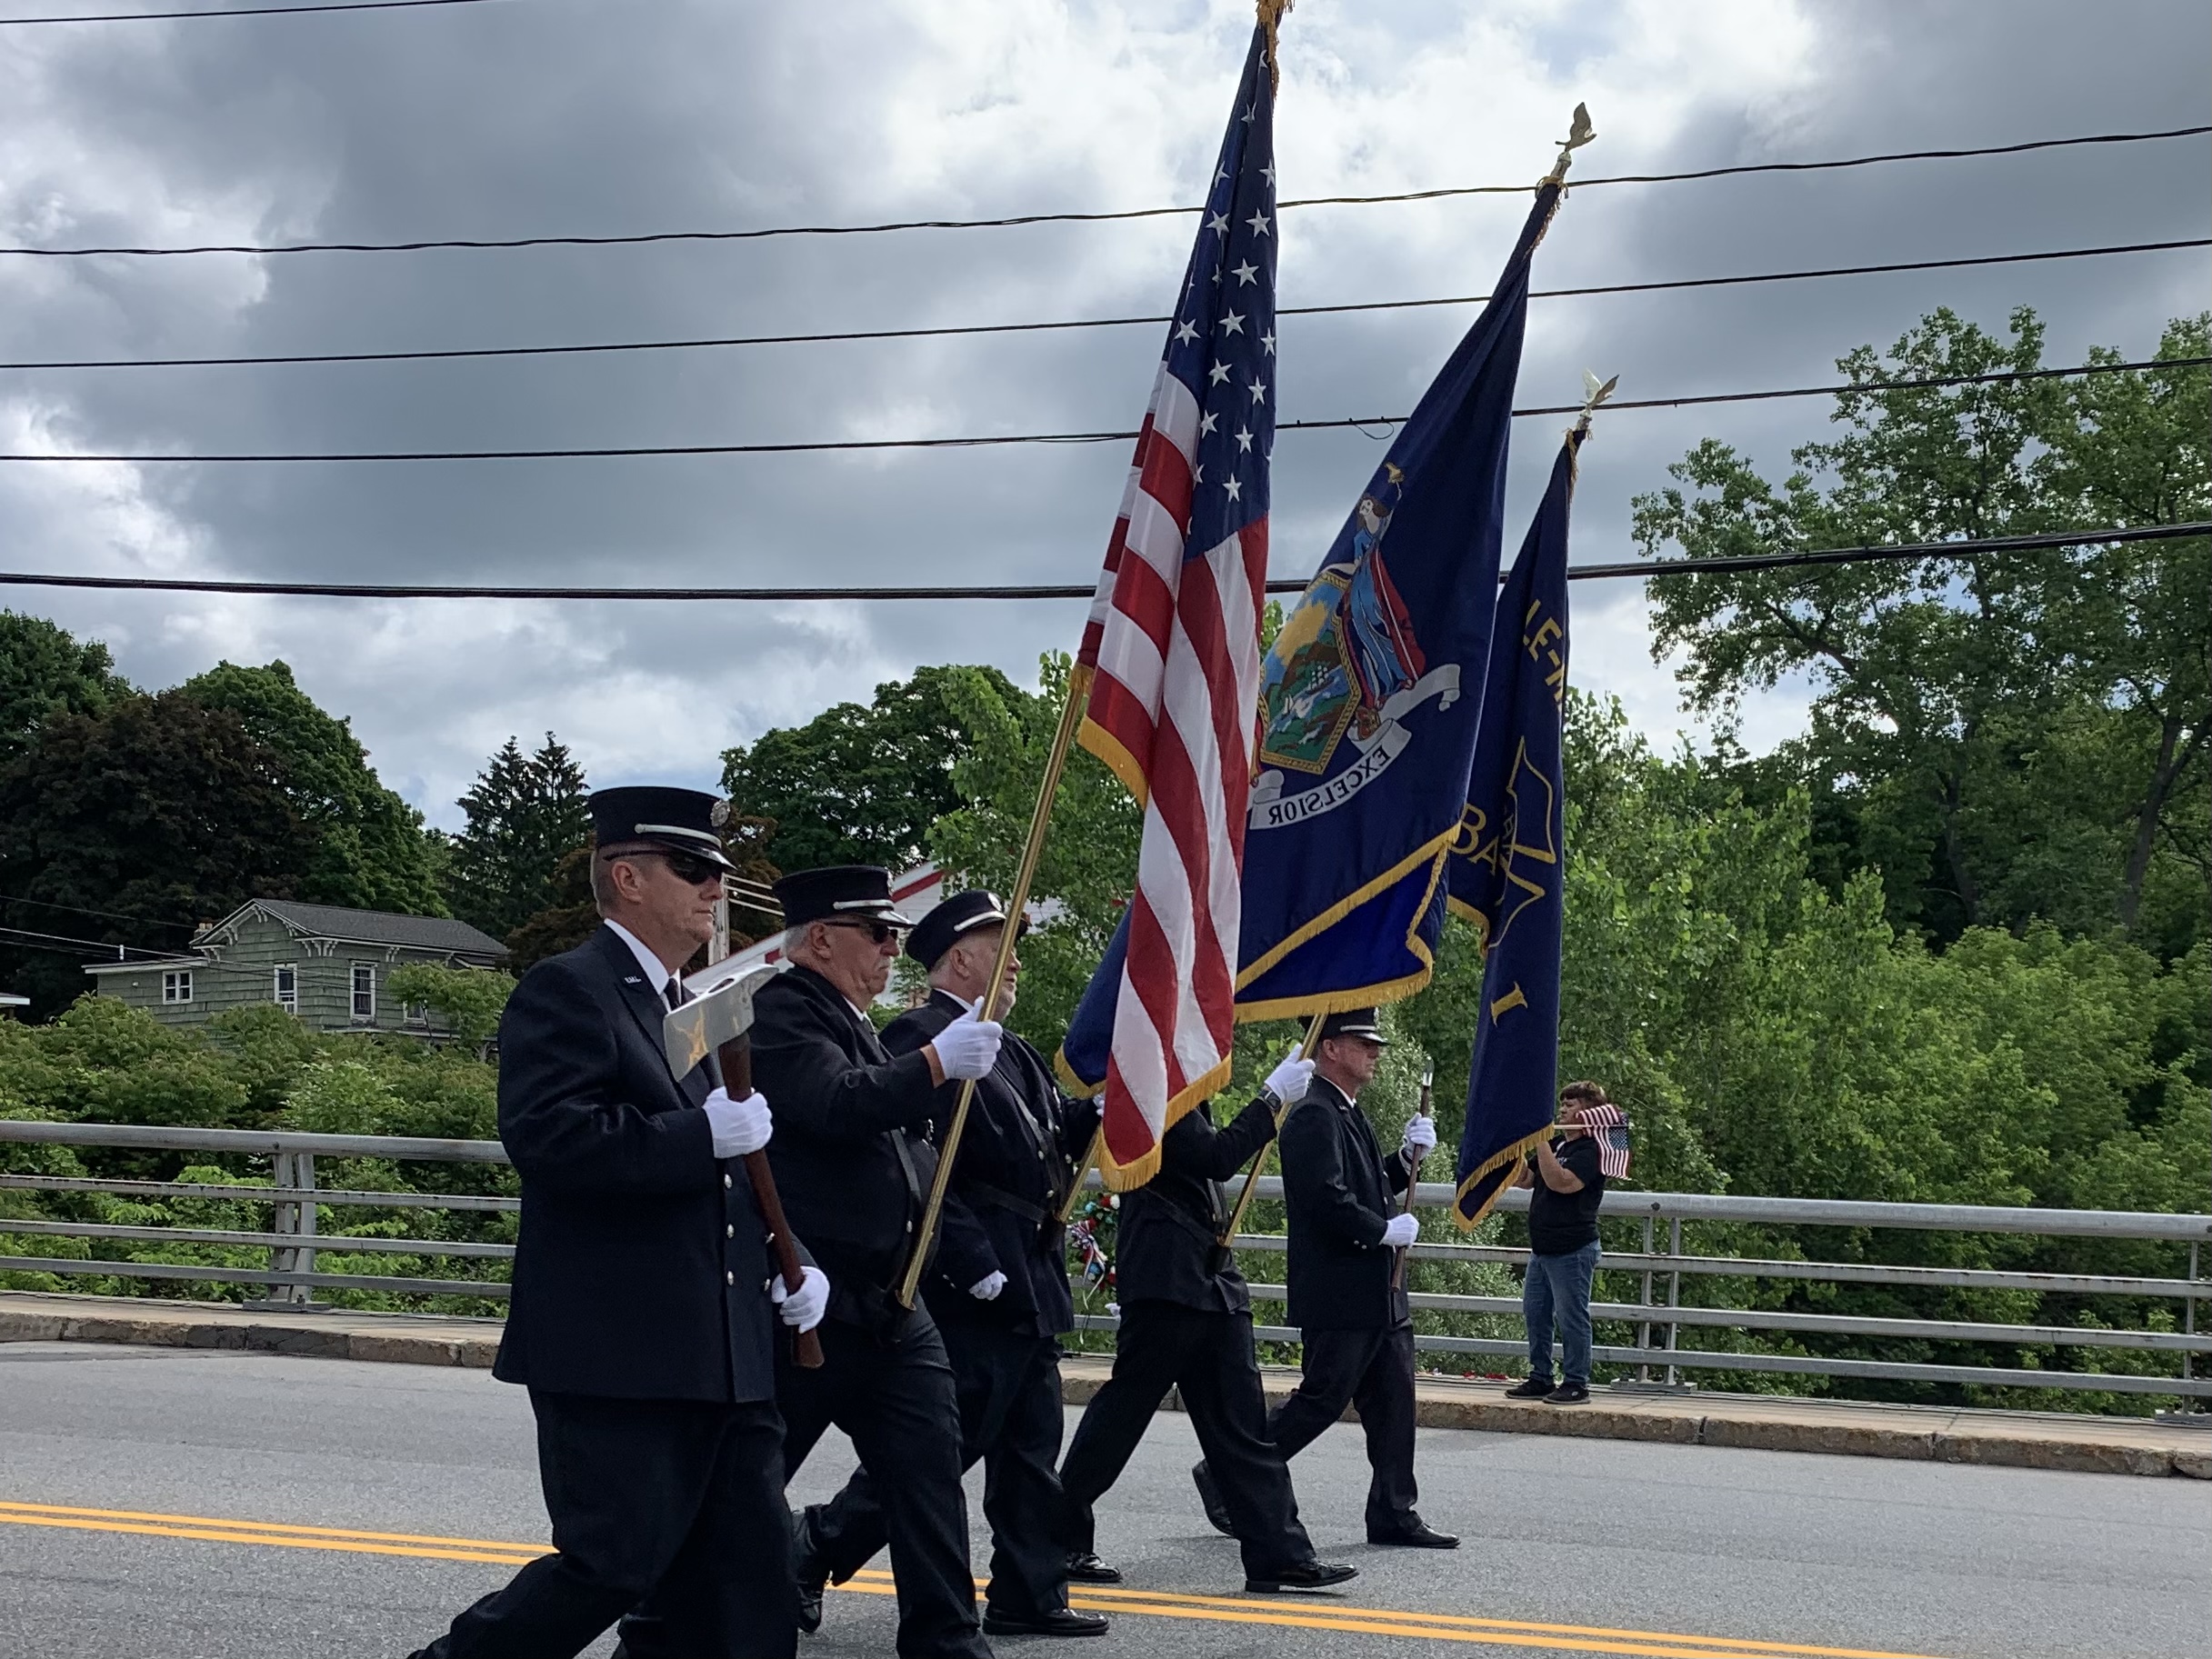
[662,963,823,1369]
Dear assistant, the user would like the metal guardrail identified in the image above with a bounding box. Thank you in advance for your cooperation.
[3,1120,2207,1400]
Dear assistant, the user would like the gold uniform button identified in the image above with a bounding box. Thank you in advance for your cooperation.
[725,1271,735,1286]
[726,1224,736,1238]
[723,1173,733,1189]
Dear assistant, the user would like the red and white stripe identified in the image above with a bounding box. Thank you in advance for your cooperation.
[1077,365,1269,1177]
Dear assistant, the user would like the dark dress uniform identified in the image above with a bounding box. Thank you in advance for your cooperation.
[1271,1072,1431,1541]
[410,922,797,1659]
[803,985,1101,1624]
[751,960,989,1659]
[1054,1093,1326,1584]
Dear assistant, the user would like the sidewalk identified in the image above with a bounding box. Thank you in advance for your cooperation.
[5,1290,2206,1479]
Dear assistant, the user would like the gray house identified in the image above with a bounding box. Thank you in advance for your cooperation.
[85,899,506,1037]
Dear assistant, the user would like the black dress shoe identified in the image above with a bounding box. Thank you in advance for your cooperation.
[1064,1551,1123,1585]
[1370,1522,1458,1549]
[791,1508,828,1634]
[984,1606,1111,1638]
[1546,1381,1591,1404]
[1503,1376,1553,1398]
[1246,1560,1358,1594]
[1190,1460,1235,1536]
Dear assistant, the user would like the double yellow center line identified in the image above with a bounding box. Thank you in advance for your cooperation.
[0,1499,1943,1659]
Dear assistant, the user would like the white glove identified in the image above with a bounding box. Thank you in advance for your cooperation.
[930,1004,1005,1081]
[1381,1213,1419,1249]
[772,1264,829,1332]
[1264,1054,1314,1105]
[705,1088,772,1157]
[968,1270,1008,1301]
[1401,1114,1437,1157]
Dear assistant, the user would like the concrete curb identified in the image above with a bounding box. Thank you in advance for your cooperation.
[5,1292,2206,1479]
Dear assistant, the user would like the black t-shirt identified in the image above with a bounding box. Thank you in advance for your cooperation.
[1526,1134,1605,1255]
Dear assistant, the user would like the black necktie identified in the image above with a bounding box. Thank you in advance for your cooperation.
[665,980,684,1011]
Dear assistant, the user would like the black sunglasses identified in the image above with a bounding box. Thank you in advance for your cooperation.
[608,847,726,888]
[823,918,899,946]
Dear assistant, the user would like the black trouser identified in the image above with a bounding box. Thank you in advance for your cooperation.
[1269,1324,1421,1540]
[413,1391,794,1659]
[809,1316,1070,1618]
[780,1309,988,1659]
[1056,1299,1314,1580]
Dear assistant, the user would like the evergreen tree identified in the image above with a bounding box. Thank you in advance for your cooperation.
[0,612,128,771]
[445,734,591,941]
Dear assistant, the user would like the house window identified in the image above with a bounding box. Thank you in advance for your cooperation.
[351,963,376,1021]
[273,964,298,1014]
[405,1002,431,1026]
[161,970,193,1004]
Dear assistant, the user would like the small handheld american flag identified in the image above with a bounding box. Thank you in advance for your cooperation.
[1573,1102,1633,1182]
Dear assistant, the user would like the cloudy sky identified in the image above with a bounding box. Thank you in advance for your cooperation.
[2,0,2205,829]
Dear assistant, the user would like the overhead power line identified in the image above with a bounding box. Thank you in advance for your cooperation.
[6,125,2202,256]
[3,354,2197,465]
[7,236,2202,375]
[0,893,195,931]
[3,523,2198,605]
[0,922,177,960]
[0,0,497,24]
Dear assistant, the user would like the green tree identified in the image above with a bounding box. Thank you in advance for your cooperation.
[1630,306,2210,947]
[445,734,590,941]
[725,665,1019,875]
[180,660,445,916]
[0,612,127,770]
[0,693,312,1015]
[385,962,515,1054]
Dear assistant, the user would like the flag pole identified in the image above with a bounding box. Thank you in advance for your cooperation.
[1389,1064,1433,1292]
[897,663,1093,1308]
[1215,1009,1326,1248]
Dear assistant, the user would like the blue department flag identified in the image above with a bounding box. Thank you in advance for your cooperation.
[1228,175,1570,1022]
[1448,416,1589,1227]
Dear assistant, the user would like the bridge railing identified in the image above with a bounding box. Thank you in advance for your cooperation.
[2,1119,2207,1402]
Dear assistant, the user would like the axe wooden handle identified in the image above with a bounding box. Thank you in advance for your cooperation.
[718,1034,824,1370]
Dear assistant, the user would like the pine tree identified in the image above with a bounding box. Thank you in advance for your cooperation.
[445,734,591,941]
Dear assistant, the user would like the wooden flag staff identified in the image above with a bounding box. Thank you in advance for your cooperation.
[896,665,1092,1309]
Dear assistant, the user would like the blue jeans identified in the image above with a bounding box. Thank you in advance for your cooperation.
[1523,1240,1601,1385]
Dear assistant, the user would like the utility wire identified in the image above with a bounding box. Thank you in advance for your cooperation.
[0,0,499,24]
[4,355,2197,465]
[7,237,2202,375]
[0,922,179,959]
[7,125,2202,256]
[0,893,195,931]
[2,523,2198,604]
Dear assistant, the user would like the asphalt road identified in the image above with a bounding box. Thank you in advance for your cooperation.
[0,1342,2205,1659]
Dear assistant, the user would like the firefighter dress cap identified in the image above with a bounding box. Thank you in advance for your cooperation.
[588,786,736,872]
[1319,1007,1388,1044]
[906,889,1029,969]
[773,865,916,929]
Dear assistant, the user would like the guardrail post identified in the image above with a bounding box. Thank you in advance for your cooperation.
[2187,1241,2200,1384]
[248,1150,322,1311]
[1638,1214,1655,1384]
[1666,1215,1682,1387]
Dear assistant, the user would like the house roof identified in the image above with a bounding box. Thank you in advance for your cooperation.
[195,900,507,958]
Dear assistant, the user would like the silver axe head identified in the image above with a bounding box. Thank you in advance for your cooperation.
[662,963,781,1080]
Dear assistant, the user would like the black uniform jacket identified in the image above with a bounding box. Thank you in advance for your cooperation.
[753,964,941,1317]
[493,924,784,1404]
[881,989,1100,1336]
[1113,1093,1277,1314]
[1279,1076,1413,1331]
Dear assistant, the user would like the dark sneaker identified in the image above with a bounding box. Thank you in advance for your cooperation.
[1503,1377,1553,1399]
[1191,1460,1235,1536]
[1546,1382,1591,1404]
[1064,1551,1123,1585]
[1369,1522,1458,1549]
[1246,1560,1359,1594]
[791,1509,828,1634]
[984,1606,1111,1638]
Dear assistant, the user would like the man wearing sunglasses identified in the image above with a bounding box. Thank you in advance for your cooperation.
[791,890,1107,1641]
[410,786,822,1659]
[751,865,1004,1659]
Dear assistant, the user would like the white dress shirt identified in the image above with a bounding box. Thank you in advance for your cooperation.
[603,918,683,1004]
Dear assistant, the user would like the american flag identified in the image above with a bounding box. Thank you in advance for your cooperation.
[1576,1103,1633,1181]
[1075,21,1278,1184]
